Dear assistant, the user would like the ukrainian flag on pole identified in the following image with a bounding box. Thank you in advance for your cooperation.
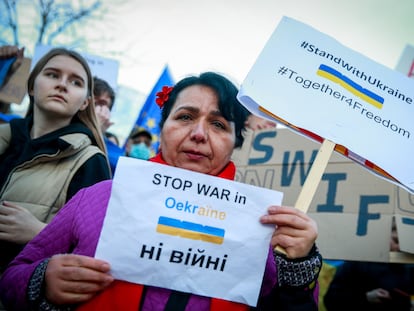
[134,65,175,153]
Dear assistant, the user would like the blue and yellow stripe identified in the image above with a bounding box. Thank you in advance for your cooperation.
[156,216,225,244]
[317,64,384,109]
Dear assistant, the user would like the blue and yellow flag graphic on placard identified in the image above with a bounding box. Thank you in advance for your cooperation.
[156,216,225,244]
[133,65,175,152]
[317,64,384,109]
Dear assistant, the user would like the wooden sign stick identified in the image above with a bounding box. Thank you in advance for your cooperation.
[294,138,336,213]
[275,138,335,254]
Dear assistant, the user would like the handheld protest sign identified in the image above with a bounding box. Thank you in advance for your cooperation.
[95,157,283,307]
[237,16,414,195]
[237,16,414,255]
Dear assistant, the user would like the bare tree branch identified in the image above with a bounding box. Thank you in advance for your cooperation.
[0,0,125,59]
[1,0,19,45]
[47,1,101,44]
[34,0,102,45]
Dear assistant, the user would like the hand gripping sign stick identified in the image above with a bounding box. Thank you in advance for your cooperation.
[274,139,335,255]
[256,106,337,254]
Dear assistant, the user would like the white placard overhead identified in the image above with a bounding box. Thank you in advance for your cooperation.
[237,16,414,194]
[95,157,283,306]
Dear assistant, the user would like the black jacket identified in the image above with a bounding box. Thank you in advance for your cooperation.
[324,260,414,311]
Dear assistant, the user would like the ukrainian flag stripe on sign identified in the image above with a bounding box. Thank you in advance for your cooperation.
[317,64,384,109]
[156,216,225,244]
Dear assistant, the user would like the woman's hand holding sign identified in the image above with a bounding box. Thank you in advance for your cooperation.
[45,254,113,305]
[260,205,318,259]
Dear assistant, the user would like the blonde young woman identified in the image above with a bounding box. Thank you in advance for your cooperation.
[0,48,111,273]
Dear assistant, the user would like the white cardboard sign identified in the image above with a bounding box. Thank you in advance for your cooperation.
[232,128,414,262]
[95,157,283,306]
[237,16,414,194]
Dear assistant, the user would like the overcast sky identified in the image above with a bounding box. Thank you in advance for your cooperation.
[94,0,414,94]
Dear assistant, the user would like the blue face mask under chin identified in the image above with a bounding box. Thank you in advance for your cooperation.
[129,143,151,160]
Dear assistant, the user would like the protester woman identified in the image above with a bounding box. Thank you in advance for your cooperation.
[0,72,321,311]
[0,48,111,273]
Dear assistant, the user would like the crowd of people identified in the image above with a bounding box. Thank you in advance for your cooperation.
[0,44,412,311]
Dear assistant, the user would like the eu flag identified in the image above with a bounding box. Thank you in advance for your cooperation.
[133,65,174,153]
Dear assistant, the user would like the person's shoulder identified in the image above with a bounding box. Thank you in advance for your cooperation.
[86,147,108,162]
[91,178,113,189]
[84,151,111,177]
[80,179,113,198]
[86,179,112,204]
[76,144,108,168]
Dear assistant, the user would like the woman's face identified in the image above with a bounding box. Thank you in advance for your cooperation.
[160,85,236,175]
[30,55,89,122]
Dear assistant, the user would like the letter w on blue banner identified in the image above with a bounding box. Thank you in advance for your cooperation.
[134,65,175,152]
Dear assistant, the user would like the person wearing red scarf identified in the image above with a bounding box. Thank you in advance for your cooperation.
[0,72,321,311]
